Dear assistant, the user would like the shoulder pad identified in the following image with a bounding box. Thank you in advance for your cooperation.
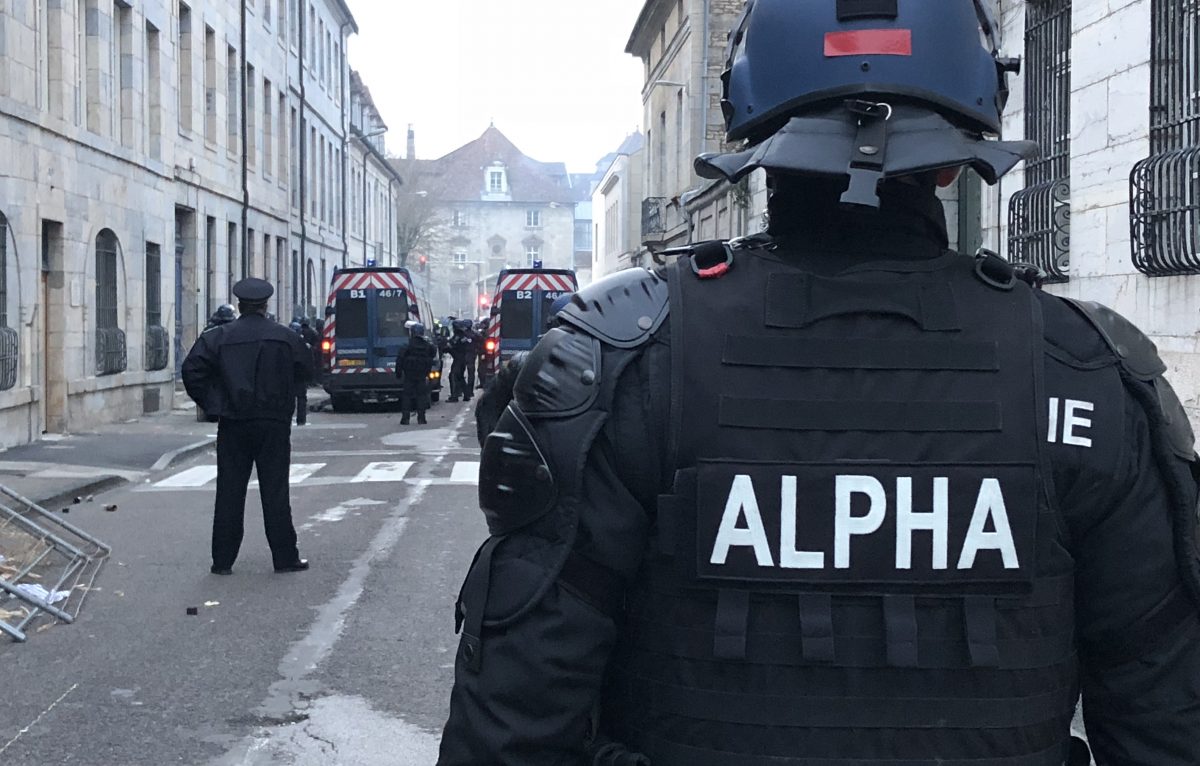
[1063,299,1167,380]
[558,268,669,349]
[479,405,555,536]
[514,327,601,419]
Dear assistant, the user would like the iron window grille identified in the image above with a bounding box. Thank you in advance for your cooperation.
[0,212,15,391]
[1007,0,1071,284]
[96,230,127,376]
[144,243,168,371]
[1131,0,1200,276]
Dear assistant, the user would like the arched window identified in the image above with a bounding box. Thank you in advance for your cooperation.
[0,211,17,391]
[95,229,127,375]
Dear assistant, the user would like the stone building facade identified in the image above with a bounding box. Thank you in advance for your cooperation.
[592,132,646,278]
[0,0,398,448]
[981,0,1200,423]
[404,125,586,319]
[346,70,402,274]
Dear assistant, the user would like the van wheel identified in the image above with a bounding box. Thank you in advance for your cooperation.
[330,394,355,413]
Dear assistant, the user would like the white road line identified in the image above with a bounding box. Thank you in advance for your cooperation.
[450,461,480,483]
[351,461,414,483]
[287,463,325,484]
[156,465,219,488]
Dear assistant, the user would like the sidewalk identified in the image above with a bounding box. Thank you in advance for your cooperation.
[0,400,218,509]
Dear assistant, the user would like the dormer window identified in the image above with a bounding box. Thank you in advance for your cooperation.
[488,170,505,193]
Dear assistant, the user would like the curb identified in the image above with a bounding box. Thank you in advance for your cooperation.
[150,437,217,472]
[36,475,129,512]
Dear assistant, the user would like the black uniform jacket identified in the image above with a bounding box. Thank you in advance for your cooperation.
[438,194,1200,765]
[182,314,312,423]
[397,336,437,398]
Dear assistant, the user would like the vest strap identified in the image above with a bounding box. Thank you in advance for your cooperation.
[628,674,1076,729]
[722,335,999,371]
[798,594,836,663]
[714,590,750,660]
[884,595,919,667]
[458,536,502,674]
[622,728,1070,766]
[965,596,1002,668]
[719,396,1002,433]
[765,273,960,331]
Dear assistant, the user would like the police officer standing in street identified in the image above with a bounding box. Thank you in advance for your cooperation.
[439,2,1200,764]
[183,278,313,576]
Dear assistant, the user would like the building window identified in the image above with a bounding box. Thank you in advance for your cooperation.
[145,243,169,371]
[95,229,127,376]
[1007,0,1071,284]
[246,63,256,167]
[227,222,237,301]
[177,2,192,134]
[453,210,468,227]
[453,250,467,266]
[526,209,542,228]
[116,1,134,147]
[488,170,504,193]
[0,211,15,391]
[263,78,273,178]
[1131,0,1200,276]
[277,0,287,41]
[290,107,299,207]
[203,25,217,145]
[146,22,162,158]
[525,244,541,266]
[226,45,238,155]
[278,93,288,182]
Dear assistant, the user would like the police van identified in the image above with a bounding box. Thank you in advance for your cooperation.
[319,266,441,411]
[481,267,578,381]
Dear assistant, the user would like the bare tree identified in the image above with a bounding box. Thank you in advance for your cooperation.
[391,157,448,268]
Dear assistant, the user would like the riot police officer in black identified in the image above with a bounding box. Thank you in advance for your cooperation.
[439,2,1200,765]
[182,278,313,576]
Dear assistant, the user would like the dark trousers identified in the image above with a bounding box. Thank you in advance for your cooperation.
[212,419,300,569]
[465,353,477,395]
[449,356,467,400]
[295,390,307,425]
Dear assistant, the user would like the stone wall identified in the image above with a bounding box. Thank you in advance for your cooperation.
[981,0,1200,423]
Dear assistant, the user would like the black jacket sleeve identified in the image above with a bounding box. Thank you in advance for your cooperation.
[1041,299,1200,764]
[181,331,219,413]
[439,339,666,765]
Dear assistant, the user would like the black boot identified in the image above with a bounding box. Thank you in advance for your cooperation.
[418,412,427,425]
[400,412,411,425]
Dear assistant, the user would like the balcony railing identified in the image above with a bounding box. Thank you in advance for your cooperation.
[0,326,17,391]
[96,327,127,376]
[642,196,688,245]
[145,325,170,372]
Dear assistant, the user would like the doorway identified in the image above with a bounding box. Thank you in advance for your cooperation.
[40,220,66,433]
[174,207,197,376]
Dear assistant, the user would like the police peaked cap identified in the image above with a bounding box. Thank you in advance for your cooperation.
[232,278,274,303]
[702,0,1037,202]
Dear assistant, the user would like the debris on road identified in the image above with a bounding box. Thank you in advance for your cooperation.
[15,583,70,604]
[104,504,118,512]
[204,601,220,607]
[186,607,199,616]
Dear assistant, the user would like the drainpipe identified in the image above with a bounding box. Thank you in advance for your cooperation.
[700,0,710,158]
[298,0,307,313]
[340,22,352,269]
[240,0,249,275]
[387,176,396,267]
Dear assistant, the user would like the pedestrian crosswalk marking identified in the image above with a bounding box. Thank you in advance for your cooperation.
[147,460,480,491]
[155,465,219,488]
[352,462,414,483]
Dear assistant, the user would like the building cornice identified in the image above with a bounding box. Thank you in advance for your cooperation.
[625,0,673,56]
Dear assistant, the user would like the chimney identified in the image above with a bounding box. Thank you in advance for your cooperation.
[407,124,416,160]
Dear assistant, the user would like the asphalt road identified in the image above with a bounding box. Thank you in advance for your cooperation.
[0,399,486,766]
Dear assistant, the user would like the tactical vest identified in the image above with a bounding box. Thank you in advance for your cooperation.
[601,246,1078,765]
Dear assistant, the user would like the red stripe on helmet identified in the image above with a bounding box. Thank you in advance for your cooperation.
[824,29,912,57]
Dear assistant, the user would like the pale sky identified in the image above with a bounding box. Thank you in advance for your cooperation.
[345,0,647,173]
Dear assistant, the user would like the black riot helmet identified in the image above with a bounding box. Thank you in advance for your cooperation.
[697,0,1037,208]
[409,322,426,338]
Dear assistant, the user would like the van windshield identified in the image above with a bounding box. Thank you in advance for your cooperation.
[500,290,535,339]
[336,291,369,338]
[376,290,409,338]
